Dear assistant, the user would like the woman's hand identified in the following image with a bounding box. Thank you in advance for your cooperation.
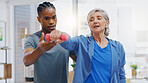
[50,30,64,43]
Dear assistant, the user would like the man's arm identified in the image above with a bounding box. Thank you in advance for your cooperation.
[23,33,56,66]
[23,47,44,66]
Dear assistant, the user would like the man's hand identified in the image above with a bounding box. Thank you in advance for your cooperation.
[39,33,56,52]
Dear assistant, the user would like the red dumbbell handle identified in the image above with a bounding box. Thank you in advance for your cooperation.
[45,33,68,41]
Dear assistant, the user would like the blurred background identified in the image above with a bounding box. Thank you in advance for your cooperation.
[0,0,148,83]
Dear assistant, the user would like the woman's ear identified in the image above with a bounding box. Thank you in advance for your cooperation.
[37,17,41,23]
[106,20,110,28]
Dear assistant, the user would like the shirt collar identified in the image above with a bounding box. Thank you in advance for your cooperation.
[89,36,117,47]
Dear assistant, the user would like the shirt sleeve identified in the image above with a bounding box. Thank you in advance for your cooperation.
[24,36,36,50]
[60,36,79,51]
[119,42,126,83]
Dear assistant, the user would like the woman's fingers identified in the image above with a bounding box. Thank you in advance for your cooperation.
[50,30,62,41]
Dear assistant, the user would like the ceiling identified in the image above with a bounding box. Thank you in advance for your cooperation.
[0,0,56,5]
[0,0,148,5]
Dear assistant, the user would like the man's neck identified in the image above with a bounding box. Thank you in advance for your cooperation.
[41,30,50,35]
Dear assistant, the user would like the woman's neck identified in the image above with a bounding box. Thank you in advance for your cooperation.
[93,32,109,48]
[93,33,106,43]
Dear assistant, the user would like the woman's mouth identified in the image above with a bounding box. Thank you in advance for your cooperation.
[94,25,100,28]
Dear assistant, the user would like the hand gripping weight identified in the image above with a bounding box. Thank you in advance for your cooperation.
[45,33,68,41]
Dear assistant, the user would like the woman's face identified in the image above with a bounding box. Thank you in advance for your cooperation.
[88,11,109,34]
[37,7,57,33]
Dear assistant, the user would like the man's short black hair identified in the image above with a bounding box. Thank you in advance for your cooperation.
[37,1,56,17]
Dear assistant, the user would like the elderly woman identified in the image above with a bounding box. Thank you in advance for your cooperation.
[50,8,126,83]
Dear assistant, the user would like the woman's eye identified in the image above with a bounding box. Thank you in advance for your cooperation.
[98,17,101,20]
[90,18,93,22]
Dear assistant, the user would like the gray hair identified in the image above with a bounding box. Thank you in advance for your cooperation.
[87,8,110,36]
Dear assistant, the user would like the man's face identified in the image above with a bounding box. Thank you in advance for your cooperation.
[37,8,57,33]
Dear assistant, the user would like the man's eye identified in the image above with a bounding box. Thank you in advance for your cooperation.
[44,17,50,20]
[52,16,56,19]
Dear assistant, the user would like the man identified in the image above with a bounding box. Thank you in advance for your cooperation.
[23,1,76,83]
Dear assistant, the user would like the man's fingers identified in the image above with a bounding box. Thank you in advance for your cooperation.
[43,42,57,51]
[39,33,44,42]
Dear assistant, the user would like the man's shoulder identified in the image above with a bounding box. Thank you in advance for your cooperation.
[31,31,42,37]
[26,31,41,40]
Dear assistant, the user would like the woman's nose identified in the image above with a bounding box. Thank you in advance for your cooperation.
[94,18,99,22]
[93,19,98,24]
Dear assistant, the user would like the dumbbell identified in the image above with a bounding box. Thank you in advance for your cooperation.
[45,33,68,41]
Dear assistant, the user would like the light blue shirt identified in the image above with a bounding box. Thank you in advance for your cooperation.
[60,35,126,83]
